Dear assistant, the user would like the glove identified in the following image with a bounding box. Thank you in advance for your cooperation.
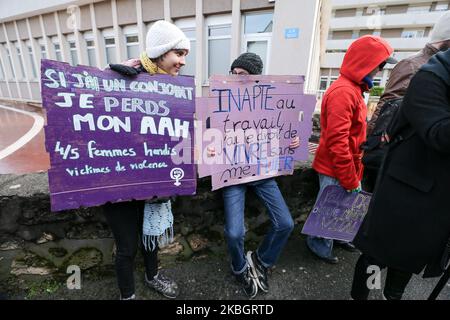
[347,182,362,193]
[109,63,140,76]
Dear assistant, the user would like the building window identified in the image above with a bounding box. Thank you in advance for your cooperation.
[330,76,338,86]
[85,39,96,67]
[365,7,385,15]
[242,11,273,74]
[0,49,5,80]
[208,23,231,79]
[325,49,347,53]
[401,29,425,38]
[174,19,196,76]
[6,48,15,79]
[407,5,430,14]
[434,2,449,11]
[40,44,47,60]
[54,43,62,61]
[27,45,37,79]
[69,41,78,66]
[179,28,196,76]
[244,11,273,34]
[15,44,26,79]
[319,76,328,91]
[318,75,340,93]
[0,61,4,80]
[104,37,116,64]
[125,35,139,60]
[373,77,382,87]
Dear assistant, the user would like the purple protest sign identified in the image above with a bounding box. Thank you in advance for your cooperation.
[204,75,315,190]
[41,59,196,211]
[301,185,372,242]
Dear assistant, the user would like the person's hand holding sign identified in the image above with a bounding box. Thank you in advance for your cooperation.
[121,58,142,69]
[289,136,300,149]
[347,182,362,193]
[207,146,216,157]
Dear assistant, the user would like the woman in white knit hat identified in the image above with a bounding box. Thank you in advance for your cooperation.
[105,20,190,300]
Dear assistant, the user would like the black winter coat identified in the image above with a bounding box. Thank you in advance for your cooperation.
[354,49,450,277]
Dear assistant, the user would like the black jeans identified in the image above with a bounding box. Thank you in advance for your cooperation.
[104,200,158,298]
[351,254,413,300]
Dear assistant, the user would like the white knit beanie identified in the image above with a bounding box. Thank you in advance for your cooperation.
[145,20,190,58]
[430,10,450,43]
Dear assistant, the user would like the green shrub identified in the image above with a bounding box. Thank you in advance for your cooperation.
[370,86,384,97]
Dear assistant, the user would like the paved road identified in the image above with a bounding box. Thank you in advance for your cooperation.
[0,101,49,174]
[2,230,448,300]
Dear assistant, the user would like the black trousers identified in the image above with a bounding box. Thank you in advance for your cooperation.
[362,168,378,193]
[104,200,158,298]
[351,254,413,300]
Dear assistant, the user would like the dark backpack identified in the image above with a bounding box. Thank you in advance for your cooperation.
[361,98,403,171]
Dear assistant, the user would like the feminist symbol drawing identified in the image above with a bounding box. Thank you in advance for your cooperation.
[170,168,185,186]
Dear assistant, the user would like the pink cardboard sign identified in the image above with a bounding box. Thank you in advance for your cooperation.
[201,75,315,191]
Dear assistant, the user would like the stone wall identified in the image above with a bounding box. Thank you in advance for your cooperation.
[0,162,319,276]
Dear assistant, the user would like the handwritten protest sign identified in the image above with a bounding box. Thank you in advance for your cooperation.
[194,97,212,178]
[301,185,372,242]
[198,75,315,190]
[41,59,196,211]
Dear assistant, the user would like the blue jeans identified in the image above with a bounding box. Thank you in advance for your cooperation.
[223,178,294,274]
[306,174,341,259]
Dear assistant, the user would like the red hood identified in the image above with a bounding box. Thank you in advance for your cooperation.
[340,35,394,85]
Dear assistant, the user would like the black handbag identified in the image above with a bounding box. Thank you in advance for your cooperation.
[428,237,450,300]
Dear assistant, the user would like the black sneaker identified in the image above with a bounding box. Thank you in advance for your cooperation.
[235,267,258,299]
[335,241,359,253]
[120,293,136,300]
[145,272,179,299]
[246,251,269,293]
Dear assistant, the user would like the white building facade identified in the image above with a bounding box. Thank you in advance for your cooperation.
[320,0,450,97]
[0,0,328,103]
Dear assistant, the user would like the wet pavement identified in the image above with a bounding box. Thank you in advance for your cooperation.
[1,231,449,301]
[0,100,49,174]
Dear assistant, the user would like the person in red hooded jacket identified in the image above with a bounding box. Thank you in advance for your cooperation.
[306,35,396,264]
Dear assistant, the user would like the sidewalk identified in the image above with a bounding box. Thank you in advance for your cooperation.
[1,230,448,300]
[0,100,49,175]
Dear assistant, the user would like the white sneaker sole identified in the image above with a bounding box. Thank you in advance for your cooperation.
[246,251,268,293]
